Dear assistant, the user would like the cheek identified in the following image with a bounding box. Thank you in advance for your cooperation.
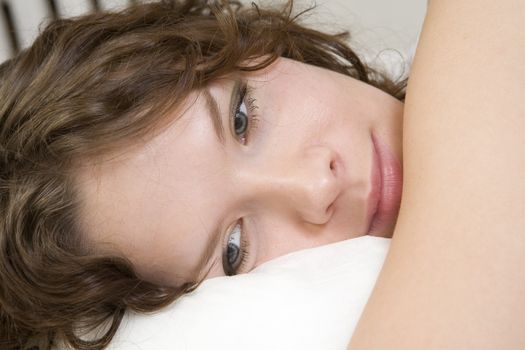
[275,79,355,128]
[251,214,354,267]
[261,92,335,143]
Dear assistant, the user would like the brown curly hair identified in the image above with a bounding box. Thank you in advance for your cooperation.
[0,0,408,348]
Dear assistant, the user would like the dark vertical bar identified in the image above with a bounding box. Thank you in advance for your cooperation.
[46,0,59,19]
[0,1,19,54]
[90,0,100,12]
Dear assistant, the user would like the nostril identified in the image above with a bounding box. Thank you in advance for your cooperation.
[329,155,339,178]
[328,151,344,180]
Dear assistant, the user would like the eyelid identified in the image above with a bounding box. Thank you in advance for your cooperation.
[229,79,243,140]
[222,220,241,276]
[229,80,259,145]
[222,218,251,276]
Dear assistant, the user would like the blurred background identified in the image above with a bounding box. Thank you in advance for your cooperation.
[0,0,427,77]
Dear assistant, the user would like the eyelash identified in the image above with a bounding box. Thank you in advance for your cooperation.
[223,219,251,276]
[222,82,259,276]
[233,82,260,144]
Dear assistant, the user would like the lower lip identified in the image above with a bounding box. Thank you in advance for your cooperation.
[366,133,403,237]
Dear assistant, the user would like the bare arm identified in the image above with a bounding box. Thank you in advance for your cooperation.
[348,1,525,349]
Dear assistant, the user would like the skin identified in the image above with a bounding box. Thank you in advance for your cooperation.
[74,57,404,287]
[348,1,525,348]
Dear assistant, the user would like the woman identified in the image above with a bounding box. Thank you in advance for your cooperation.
[0,0,406,347]
[1,0,524,349]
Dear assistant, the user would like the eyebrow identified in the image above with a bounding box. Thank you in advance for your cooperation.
[191,83,240,282]
[203,80,242,146]
[203,89,225,145]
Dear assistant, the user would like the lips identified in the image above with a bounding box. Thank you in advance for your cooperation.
[366,133,403,237]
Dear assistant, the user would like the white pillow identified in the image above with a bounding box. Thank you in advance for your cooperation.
[107,236,390,350]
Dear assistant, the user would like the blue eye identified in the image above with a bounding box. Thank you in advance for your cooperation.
[226,223,241,266]
[223,220,250,276]
[231,82,259,144]
[234,99,249,136]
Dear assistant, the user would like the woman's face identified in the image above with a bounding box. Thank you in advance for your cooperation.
[75,57,404,287]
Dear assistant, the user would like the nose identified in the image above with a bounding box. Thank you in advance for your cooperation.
[239,145,343,225]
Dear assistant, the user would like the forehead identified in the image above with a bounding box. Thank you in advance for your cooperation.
[74,89,228,285]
